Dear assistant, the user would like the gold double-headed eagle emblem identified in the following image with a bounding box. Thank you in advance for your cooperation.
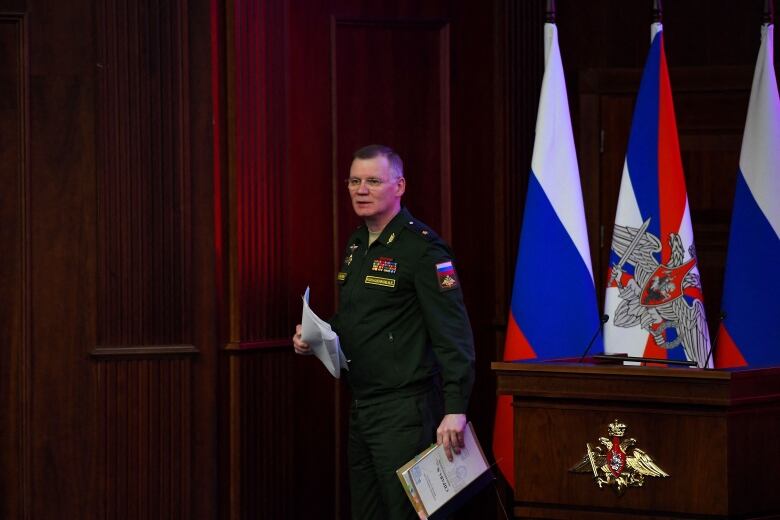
[569,419,668,494]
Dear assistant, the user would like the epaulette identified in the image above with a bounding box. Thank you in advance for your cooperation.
[402,218,438,242]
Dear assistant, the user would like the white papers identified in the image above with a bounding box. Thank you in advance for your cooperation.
[300,287,349,378]
[397,422,490,518]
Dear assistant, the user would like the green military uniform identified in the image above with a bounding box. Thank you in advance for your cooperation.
[330,207,475,520]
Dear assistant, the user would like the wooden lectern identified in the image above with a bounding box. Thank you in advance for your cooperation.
[492,361,780,519]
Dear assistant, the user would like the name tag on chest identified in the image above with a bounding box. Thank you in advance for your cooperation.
[364,275,396,288]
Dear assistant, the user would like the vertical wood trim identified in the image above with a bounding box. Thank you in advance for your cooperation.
[228,357,241,520]
[19,13,31,518]
[224,0,240,346]
[0,13,31,519]
[329,14,341,311]
[12,12,31,520]
[492,0,508,351]
[211,0,228,342]
[327,19,343,518]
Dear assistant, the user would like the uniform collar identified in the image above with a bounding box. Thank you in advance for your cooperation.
[367,207,412,248]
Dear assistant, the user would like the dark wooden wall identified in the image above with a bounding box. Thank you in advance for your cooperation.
[0,0,217,518]
[0,0,777,518]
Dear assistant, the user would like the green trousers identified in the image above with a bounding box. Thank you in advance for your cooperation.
[348,387,444,520]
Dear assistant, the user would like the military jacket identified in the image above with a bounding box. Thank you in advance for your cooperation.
[331,208,475,414]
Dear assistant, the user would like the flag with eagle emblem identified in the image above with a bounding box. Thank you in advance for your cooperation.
[603,23,712,367]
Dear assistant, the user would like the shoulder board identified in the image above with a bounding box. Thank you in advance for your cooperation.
[402,218,439,242]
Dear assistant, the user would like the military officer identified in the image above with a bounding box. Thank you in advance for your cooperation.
[293,145,475,520]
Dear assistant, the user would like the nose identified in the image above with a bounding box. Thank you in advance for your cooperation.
[355,181,370,194]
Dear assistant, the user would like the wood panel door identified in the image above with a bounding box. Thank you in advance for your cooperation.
[0,0,217,517]
[281,1,503,518]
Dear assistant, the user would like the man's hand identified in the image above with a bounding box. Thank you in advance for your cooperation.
[292,324,311,355]
[437,413,467,462]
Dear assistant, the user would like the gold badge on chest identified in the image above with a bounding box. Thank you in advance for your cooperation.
[345,243,359,266]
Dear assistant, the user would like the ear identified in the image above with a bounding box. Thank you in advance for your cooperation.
[395,176,406,197]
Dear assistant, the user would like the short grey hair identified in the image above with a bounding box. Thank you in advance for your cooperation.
[353,144,404,180]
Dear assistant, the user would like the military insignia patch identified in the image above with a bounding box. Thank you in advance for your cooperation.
[364,275,396,288]
[569,419,668,495]
[435,261,459,291]
[344,243,359,267]
[371,257,398,274]
[337,272,347,281]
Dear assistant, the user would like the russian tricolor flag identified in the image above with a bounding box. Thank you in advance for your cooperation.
[493,23,600,487]
[603,24,712,367]
[716,24,780,368]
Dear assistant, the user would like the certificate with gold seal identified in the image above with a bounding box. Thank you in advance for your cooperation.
[396,423,491,519]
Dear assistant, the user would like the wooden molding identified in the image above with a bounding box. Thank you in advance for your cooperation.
[91,344,199,358]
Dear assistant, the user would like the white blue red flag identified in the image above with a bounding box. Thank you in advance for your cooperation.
[603,24,712,367]
[716,24,780,368]
[493,23,601,487]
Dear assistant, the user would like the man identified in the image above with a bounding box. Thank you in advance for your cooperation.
[293,145,475,520]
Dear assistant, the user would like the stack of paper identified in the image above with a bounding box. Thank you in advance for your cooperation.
[300,287,349,378]
[396,423,491,519]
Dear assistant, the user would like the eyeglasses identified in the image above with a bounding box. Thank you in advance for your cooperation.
[345,177,394,190]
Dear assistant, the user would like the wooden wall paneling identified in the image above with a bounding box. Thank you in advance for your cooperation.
[229,350,294,518]
[491,0,544,357]
[221,0,297,518]
[0,12,30,520]
[332,18,451,247]
[26,0,98,516]
[479,0,545,446]
[189,0,219,515]
[222,0,290,346]
[90,0,208,517]
[287,1,342,513]
[286,1,510,517]
[222,344,296,520]
[95,359,192,518]
[94,0,193,353]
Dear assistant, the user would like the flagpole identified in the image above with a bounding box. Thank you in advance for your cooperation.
[652,0,663,23]
[650,0,663,42]
[546,0,556,23]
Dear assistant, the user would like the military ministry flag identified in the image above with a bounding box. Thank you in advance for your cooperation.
[493,23,601,487]
[716,24,780,368]
[603,24,712,367]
